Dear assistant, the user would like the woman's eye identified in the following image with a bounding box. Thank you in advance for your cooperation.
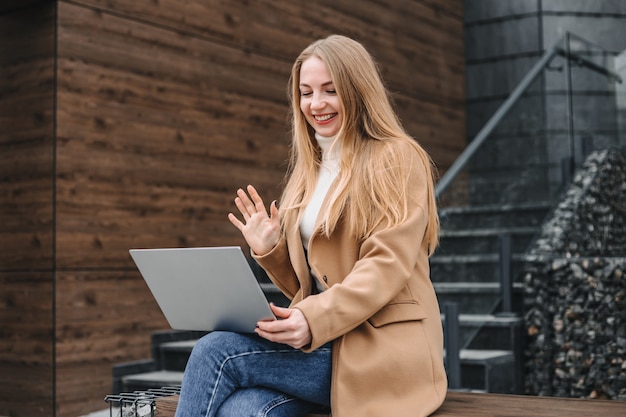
[300,91,312,97]
[327,90,336,95]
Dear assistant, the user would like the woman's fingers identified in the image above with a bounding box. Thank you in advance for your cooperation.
[236,188,256,218]
[255,305,312,349]
[228,185,280,256]
[234,196,250,220]
[269,199,278,219]
[247,185,267,214]
[268,303,290,319]
[235,185,269,220]
[227,212,244,231]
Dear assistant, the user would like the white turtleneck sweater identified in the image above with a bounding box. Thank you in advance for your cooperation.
[299,133,341,249]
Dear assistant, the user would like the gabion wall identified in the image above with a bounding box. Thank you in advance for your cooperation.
[524,148,626,400]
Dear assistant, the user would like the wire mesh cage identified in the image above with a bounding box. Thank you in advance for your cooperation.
[104,386,181,417]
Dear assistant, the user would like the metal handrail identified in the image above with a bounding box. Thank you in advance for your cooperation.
[435,32,622,199]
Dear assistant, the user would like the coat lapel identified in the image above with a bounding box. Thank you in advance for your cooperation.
[285,178,339,299]
[284,212,312,299]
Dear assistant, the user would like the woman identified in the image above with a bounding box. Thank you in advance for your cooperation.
[175,34,447,417]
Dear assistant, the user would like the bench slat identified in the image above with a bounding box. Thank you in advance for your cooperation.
[153,391,626,416]
[433,391,626,417]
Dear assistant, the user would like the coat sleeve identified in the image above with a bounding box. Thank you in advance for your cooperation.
[295,149,433,351]
[252,237,301,300]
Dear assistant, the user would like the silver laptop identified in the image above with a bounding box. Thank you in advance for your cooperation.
[129,246,275,333]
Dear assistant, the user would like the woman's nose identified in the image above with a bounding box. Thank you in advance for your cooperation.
[311,94,325,110]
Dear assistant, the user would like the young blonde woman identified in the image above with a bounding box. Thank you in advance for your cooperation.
[175,34,447,417]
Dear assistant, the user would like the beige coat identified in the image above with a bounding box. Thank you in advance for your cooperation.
[255,148,447,417]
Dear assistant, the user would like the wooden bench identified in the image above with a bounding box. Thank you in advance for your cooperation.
[153,391,626,416]
[432,391,626,416]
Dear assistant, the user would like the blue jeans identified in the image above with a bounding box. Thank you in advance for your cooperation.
[174,331,332,417]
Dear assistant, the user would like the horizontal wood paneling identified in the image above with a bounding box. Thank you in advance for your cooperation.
[0,272,54,417]
[56,361,122,417]
[0,363,53,416]
[0,3,55,271]
[55,0,465,269]
[56,3,290,268]
[0,272,54,364]
[55,271,168,362]
[394,94,466,170]
[55,270,169,416]
[0,3,55,416]
[66,0,465,164]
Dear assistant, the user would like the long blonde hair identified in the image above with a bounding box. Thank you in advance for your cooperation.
[281,35,439,253]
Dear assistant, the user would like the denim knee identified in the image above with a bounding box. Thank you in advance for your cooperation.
[215,388,314,417]
[187,331,243,365]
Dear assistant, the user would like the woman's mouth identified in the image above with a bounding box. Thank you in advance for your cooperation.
[313,113,337,124]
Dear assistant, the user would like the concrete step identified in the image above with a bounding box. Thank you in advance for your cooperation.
[461,350,517,394]
[121,347,516,394]
[121,370,184,392]
[155,314,524,369]
[429,253,526,283]
[437,227,537,255]
[158,340,197,372]
[263,280,525,318]
[446,349,517,393]
[434,282,524,315]
[442,313,523,351]
[439,202,551,229]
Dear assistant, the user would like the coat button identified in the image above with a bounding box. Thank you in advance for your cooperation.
[323,275,328,283]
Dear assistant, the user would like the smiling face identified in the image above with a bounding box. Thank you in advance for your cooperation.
[298,56,343,138]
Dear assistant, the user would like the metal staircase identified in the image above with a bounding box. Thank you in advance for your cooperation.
[435,32,623,393]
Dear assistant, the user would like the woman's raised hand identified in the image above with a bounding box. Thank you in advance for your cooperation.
[228,185,280,256]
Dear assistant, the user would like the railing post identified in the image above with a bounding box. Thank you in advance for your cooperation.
[561,156,574,189]
[498,234,515,317]
[565,32,577,169]
[444,302,461,389]
[581,134,593,161]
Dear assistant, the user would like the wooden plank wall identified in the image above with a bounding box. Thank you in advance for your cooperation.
[2,1,465,416]
[0,2,56,417]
